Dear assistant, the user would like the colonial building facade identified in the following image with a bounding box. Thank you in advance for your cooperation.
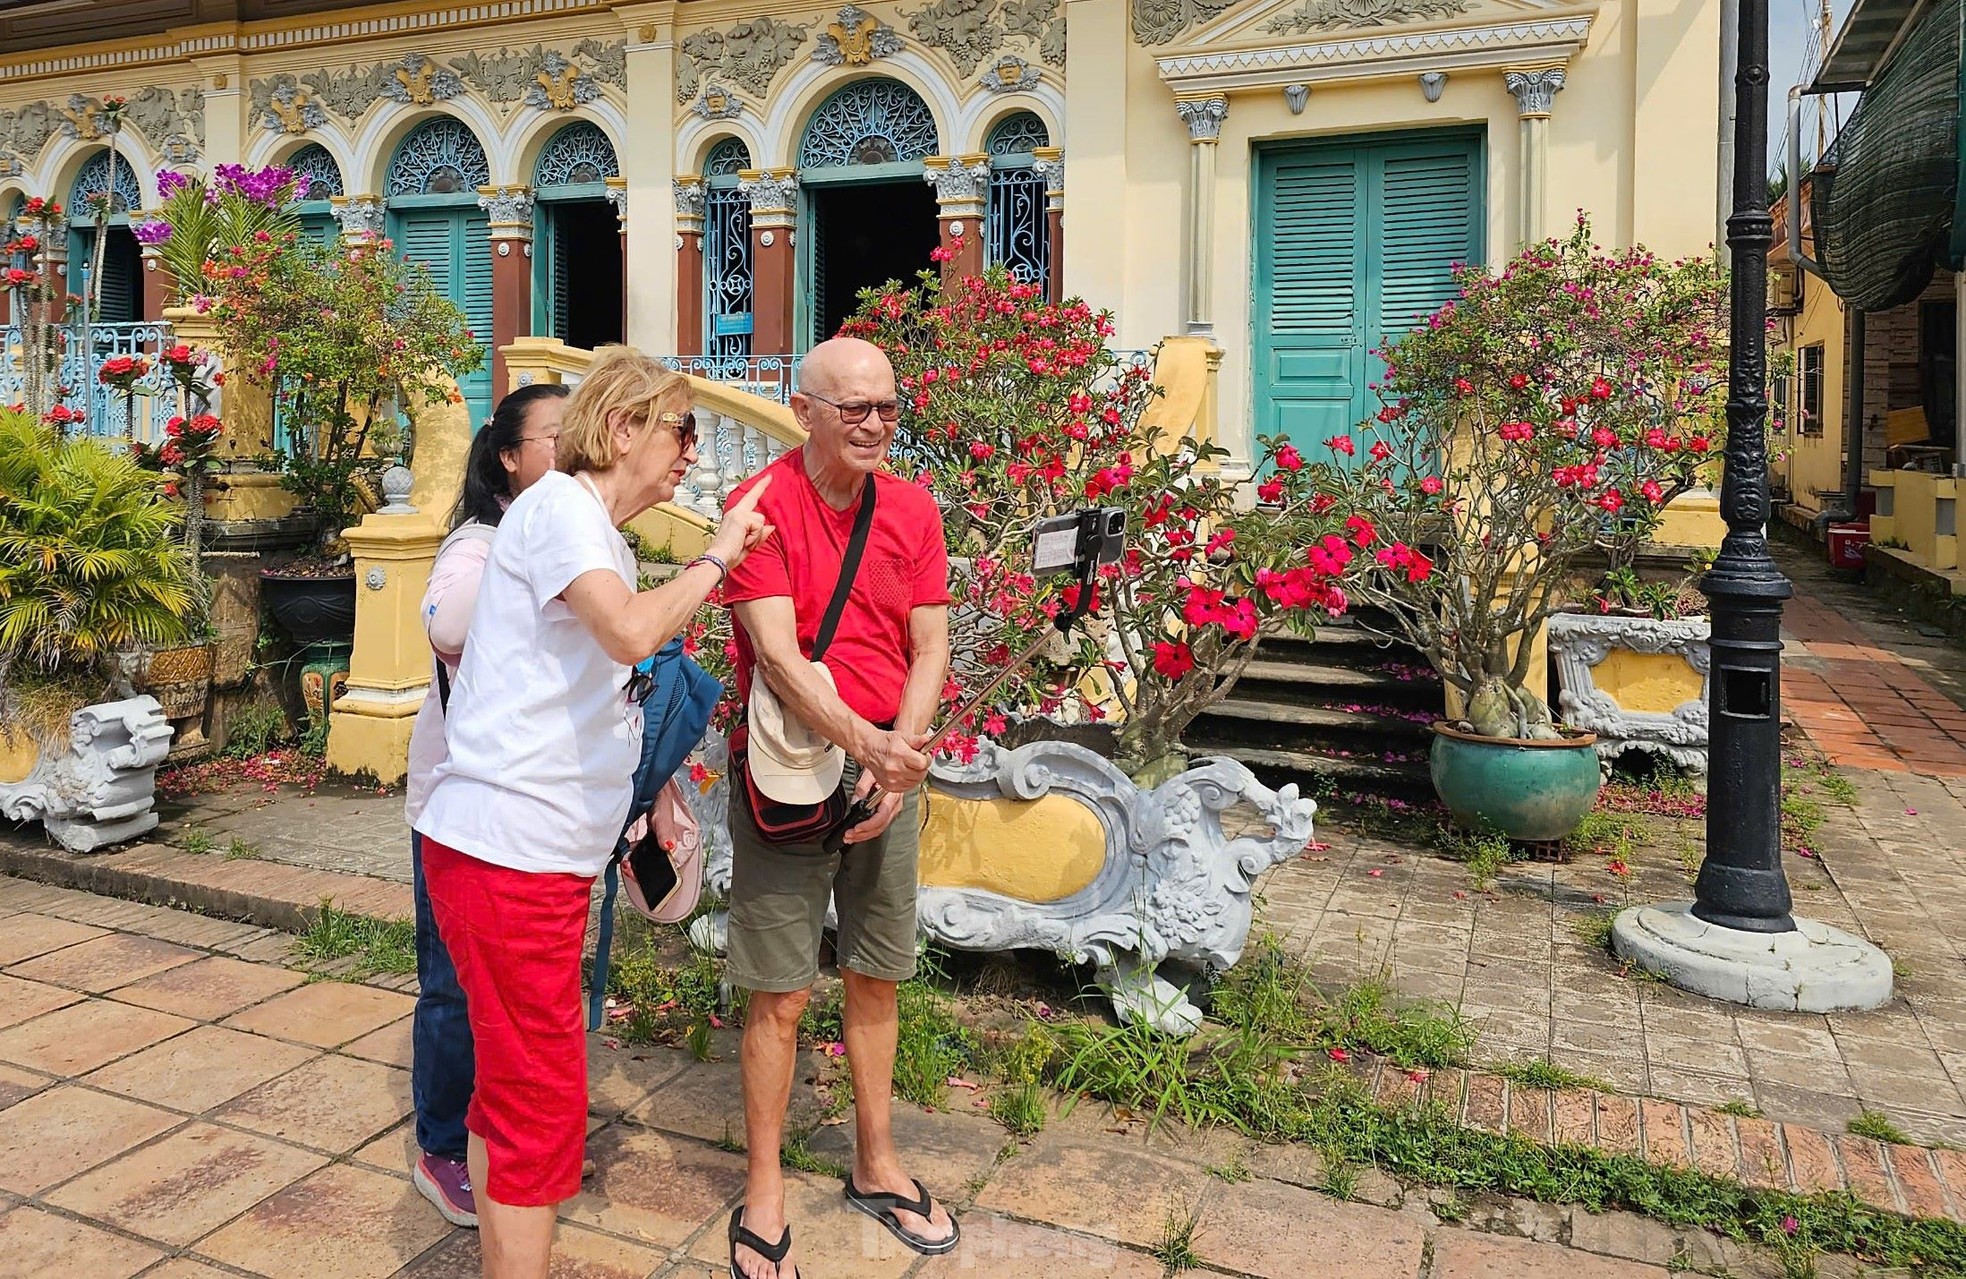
[2,0,1722,468]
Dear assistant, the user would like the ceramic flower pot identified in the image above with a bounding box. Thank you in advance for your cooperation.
[259,568,356,648]
[1428,721,1602,842]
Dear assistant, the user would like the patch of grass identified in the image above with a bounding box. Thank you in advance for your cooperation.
[799,987,844,1046]
[1848,1110,1912,1145]
[1321,1148,1360,1201]
[714,1122,745,1154]
[293,901,416,979]
[780,1129,847,1179]
[986,1081,1047,1139]
[1499,1059,1612,1093]
[178,827,214,855]
[1571,910,1617,950]
[1150,1200,1203,1275]
[1316,976,1474,1070]
[1212,935,1317,1041]
[1205,1150,1251,1183]
[605,940,724,1046]
[1567,810,1640,861]
[223,837,260,861]
[685,1017,714,1062]
[893,978,977,1108]
[1440,829,1515,890]
[1716,1099,1763,1119]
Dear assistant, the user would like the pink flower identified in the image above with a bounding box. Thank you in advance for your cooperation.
[1275,444,1304,472]
[1327,1047,1351,1063]
[1325,434,1356,457]
[1257,477,1285,504]
[1420,476,1444,496]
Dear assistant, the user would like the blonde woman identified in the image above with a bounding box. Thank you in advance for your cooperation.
[417,347,772,1279]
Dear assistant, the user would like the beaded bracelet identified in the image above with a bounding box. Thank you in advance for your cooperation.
[688,553,729,585]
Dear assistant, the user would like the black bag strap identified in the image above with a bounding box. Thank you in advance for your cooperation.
[434,657,452,713]
[810,473,876,663]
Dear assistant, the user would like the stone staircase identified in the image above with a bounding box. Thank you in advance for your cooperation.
[1185,614,1442,800]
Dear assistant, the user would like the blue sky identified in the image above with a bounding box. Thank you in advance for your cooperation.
[1769,0,1850,174]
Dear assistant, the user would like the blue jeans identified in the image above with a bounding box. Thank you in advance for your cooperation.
[411,830,473,1161]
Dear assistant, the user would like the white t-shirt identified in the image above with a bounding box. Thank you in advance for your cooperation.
[415,470,640,878]
[403,525,494,827]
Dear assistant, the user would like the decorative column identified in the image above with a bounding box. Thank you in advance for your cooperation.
[608,176,629,341]
[740,168,798,356]
[674,177,705,356]
[1033,146,1065,304]
[477,185,535,395]
[140,238,170,323]
[924,154,991,280]
[1504,67,1565,246]
[327,466,446,785]
[1175,96,1227,338]
[330,195,386,246]
[622,18,679,349]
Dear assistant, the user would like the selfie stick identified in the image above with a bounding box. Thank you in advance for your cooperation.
[824,515,1111,851]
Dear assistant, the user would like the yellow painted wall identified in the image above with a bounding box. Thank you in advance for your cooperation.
[1776,267,1849,517]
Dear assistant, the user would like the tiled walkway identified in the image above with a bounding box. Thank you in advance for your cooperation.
[1779,541,1966,775]
[0,876,1779,1279]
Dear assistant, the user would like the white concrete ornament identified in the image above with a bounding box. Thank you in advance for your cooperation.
[687,733,1317,1034]
[1547,612,1711,774]
[0,697,173,852]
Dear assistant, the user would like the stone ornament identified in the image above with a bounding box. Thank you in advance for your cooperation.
[1420,70,1448,101]
[380,464,416,512]
[606,180,628,222]
[925,156,993,204]
[251,75,328,135]
[981,53,1043,91]
[331,195,386,241]
[477,185,536,226]
[574,37,629,89]
[1133,0,1239,46]
[739,169,799,214]
[1547,612,1712,774]
[1283,83,1309,113]
[759,229,776,246]
[383,54,466,106]
[0,102,60,166]
[687,735,1317,1034]
[691,88,745,120]
[366,567,389,589]
[125,86,205,156]
[1176,96,1228,142]
[677,17,813,104]
[674,177,706,220]
[0,697,173,853]
[59,94,109,141]
[450,44,619,110]
[816,5,904,66]
[1260,0,1472,36]
[1506,66,1566,116]
[528,50,600,111]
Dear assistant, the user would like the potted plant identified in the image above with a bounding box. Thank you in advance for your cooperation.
[0,409,196,849]
[199,220,482,647]
[841,263,1352,783]
[1309,218,1727,841]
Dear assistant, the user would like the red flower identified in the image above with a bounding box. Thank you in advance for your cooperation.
[1344,514,1377,547]
[1687,435,1711,453]
[1324,435,1355,457]
[1152,641,1196,679]
[1375,542,1433,584]
[1256,477,1285,504]
[1376,404,1402,424]
[1453,377,1474,395]
[1497,420,1533,442]
[1591,426,1618,449]
[1598,489,1624,513]
[1275,444,1304,472]
[1641,479,1665,504]
[1508,373,1529,389]
[929,245,956,263]
[1327,1047,1351,1063]
[1590,376,1613,399]
[1419,476,1444,496]
[1369,440,1392,462]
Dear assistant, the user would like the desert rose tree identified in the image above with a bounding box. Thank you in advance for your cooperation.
[1308,217,1728,741]
[842,264,1355,781]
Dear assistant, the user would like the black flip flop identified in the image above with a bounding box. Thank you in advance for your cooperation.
[728,1207,801,1279]
[843,1176,960,1256]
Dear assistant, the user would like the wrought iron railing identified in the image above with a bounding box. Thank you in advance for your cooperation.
[1,320,178,444]
[656,354,803,405]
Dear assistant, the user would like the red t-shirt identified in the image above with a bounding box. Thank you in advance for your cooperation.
[723,449,950,726]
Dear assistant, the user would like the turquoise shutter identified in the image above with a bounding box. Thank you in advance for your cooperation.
[1368,142,1481,346]
[459,212,494,428]
[552,210,573,340]
[1254,151,1366,458]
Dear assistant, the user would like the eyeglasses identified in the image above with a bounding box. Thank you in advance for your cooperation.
[516,433,559,449]
[655,410,698,451]
[624,666,654,704]
[805,393,900,425]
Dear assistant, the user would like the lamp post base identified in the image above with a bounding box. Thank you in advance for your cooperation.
[1612,903,1893,1012]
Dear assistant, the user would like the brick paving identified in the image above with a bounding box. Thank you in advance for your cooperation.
[0,875,1848,1279]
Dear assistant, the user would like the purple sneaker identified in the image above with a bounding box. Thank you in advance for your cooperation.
[413,1153,477,1228]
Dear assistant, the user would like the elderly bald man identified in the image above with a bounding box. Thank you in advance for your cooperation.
[718,337,957,1279]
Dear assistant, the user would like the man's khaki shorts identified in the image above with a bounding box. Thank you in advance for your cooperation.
[724,761,921,993]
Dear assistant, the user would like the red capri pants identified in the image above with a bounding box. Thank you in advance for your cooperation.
[421,836,594,1207]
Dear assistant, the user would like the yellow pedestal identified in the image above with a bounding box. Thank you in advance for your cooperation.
[166,306,276,463]
[203,471,298,522]
[325,507,444,783]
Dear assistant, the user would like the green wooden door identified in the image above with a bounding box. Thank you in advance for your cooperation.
[1254,132,1482,459]
[392,207,494,428]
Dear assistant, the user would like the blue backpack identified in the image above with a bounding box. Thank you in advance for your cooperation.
[586,635,723,1031]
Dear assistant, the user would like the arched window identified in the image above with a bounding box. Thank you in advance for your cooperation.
[704,136,752,179]
[798,79,939,171]
[702,137,754,360]
[287,143,344,202]
[534,122,619,189]
[386,117,491,197]
[69,150,143,219]
[984,112,1050,294]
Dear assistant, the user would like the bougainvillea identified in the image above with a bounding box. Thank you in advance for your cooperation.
[842,265,1351,779]
[140,165,305,306]
[1307,216,1730,740]
[201,228,482,559]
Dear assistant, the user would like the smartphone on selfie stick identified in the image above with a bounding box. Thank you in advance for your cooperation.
[821,507,1128,854]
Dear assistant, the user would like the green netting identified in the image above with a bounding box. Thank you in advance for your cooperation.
[1812,0,1962,311]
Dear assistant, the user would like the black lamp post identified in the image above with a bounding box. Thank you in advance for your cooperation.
[1694,0,1797,934]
